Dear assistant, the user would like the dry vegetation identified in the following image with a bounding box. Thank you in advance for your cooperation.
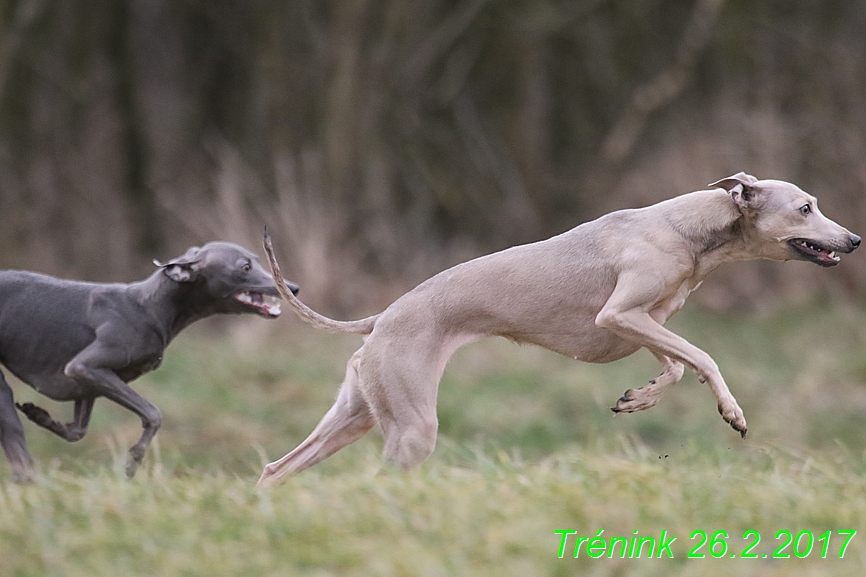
[0,0,864,313]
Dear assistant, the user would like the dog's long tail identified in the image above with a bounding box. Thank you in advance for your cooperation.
[263,229,378,335]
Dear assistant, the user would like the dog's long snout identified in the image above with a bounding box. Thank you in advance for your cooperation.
[265,272,300,296]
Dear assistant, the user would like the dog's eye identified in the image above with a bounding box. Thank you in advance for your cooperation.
[799,204,811,216]
[242,262,252,273]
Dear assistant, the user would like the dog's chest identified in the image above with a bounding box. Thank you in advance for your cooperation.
[117,353,163,382]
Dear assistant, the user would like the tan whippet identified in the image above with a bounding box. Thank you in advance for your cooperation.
[257,173,860,488]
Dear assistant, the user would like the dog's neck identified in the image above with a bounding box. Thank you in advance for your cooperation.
[664,189,754,281]
[131,271,218,343]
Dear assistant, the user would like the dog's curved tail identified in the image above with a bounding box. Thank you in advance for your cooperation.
[263,229,378,335]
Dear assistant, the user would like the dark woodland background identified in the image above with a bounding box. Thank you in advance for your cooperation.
[1,0,865,314]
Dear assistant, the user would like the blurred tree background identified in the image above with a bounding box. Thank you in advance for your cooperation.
[0,0,864,313]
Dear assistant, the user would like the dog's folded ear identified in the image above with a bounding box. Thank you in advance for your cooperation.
[709,172,760,214]
[153,246,203,283]
[708,172,758,191]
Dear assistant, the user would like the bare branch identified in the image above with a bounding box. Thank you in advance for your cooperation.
[599,0,726,164]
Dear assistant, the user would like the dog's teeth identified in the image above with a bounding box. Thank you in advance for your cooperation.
[236,292,261,305]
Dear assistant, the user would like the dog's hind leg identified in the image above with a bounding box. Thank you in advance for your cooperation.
[363,343,444,472]
[257,351,375,488]
[0,370,34,483]
[611,353,684,413]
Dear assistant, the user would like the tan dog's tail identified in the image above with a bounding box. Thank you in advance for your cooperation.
[263,229,378,335]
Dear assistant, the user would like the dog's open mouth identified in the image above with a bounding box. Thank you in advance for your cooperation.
[789,238,841,267]
[234,291,282,317]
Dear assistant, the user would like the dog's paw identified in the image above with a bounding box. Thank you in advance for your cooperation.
[15,402,52,425]
[611,380,663,414]
[125,450,145,479]
[611,386,657,413]
[11,468,34,485]
[717,401,747,438]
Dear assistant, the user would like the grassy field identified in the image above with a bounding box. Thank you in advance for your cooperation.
[2,300,866,576]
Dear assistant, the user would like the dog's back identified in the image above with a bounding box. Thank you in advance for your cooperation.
[0,271,119,395]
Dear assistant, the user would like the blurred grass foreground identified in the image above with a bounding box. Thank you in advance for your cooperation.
[2,300,866,576]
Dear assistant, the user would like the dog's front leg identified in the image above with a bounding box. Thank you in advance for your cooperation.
[612,353,684,414]
[16,397,95,442]
[596,277,747,437]
[64,342,162,479]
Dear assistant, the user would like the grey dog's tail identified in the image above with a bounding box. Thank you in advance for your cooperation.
[263,230,378,335]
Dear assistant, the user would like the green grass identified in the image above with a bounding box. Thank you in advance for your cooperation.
[2,301,866,576]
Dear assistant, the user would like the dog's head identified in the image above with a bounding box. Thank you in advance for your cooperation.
[710,173,861,266]
[155,242,299,317]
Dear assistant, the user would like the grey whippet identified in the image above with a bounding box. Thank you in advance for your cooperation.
[0,241,298,483]
[257,173,860,488]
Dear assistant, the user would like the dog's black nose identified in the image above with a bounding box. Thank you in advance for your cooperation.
[289,282,300,296]
[851,234,862,250]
